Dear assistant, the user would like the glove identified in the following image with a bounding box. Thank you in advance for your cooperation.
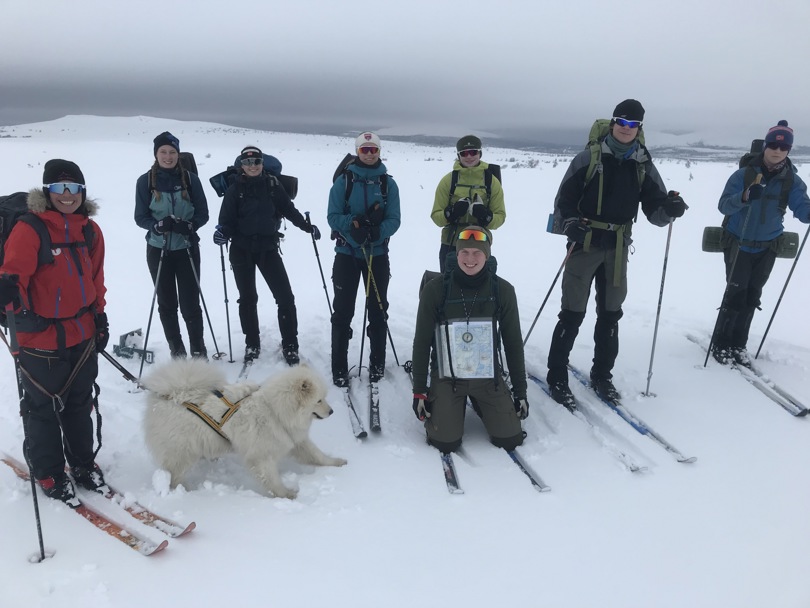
[514,396,529,420]
[746,183,765,202]
[349,216,371,244]
[213,225,229,246]
[172,218,194,235]
[444,198,470,223]
[367,203,384,226]
[0,274,20,309]
[153,216,174,235]
[563,217,591,244]
[368,225,381,243]
[470,198,493,226]
[412,393,431,421]
[305,223,321,240]
[94,312,109,351]
[663,191,688,218]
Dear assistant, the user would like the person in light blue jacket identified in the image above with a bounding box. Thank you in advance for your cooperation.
[326,132,401,387]
[714,120,810,365]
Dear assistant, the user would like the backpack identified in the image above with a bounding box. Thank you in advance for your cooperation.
[447,163,502,206]
[178,152,198,175]
[332,153,388,205]
[208,153,299,200]
[737,138,793,214]
[547,119,648,235]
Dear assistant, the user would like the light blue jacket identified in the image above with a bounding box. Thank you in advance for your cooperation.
[327,161,401,258]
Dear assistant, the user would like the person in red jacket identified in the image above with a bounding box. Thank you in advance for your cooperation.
[0,159,109,505]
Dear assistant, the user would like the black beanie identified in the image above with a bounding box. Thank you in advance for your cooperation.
[456,134,482,152]
[153,131,180,156]
[239,146,263,162]
[43,159,85,185]
[612,99,645,122]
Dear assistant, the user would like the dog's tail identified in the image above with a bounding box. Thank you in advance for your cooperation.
[141,358,227,399]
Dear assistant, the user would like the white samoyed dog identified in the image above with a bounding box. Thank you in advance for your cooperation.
[142,359,347,499]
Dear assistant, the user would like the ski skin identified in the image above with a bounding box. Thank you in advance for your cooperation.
[567,366,697,464]
[440,452,464,494]
[368,381,381,433]
[685,334,808,417]
[1,454,168,556]
[528,373,648,473]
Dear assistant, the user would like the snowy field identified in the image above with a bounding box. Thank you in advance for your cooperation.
[0,116,809,608]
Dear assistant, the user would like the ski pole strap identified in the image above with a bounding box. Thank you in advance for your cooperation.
[582,219,632,287]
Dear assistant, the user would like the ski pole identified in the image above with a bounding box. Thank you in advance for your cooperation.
[305,211,333,317]
[99,349,140,385]
[755,223,810,359]
[644,222,673,396]
[218,243,234,362]
[184,245,226,360]
[5,305,48,563]
[139,244,167,383]
[360,244,401,367]
[705,179,758,367]
[523,241,575,347]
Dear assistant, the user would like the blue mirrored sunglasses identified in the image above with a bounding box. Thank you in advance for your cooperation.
[46,183,85,195]
[613,117,642,129]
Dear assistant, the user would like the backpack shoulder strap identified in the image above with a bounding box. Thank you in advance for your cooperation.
[483,167,493,200]
[18,214,54,266]
[448,170,460,205]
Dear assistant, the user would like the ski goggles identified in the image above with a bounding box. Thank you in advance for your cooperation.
[457,228,489,242]
[240,158,263,166]
[613,118,642,129]
[765,142,791,152]
[458,149,481,158]
[358,146,379,154]
[45,183,85,195]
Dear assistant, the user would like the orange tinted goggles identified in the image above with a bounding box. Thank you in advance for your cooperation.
[457,229,488,242]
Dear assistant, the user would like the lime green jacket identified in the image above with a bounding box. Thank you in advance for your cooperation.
[431,160,505,246]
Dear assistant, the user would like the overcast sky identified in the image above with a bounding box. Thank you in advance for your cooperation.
[3,0,810,147]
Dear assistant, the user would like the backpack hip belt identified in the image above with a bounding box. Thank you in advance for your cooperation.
[582,219,632,287]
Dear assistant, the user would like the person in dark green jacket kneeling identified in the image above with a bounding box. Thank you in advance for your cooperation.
[411,226,528,453]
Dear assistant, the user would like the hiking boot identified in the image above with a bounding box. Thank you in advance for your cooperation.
[282,345,299,366]
[38,473,78,506]
[549,381,576,412]
[591,376,621,402]
[333,373,349,389]
[168,338,187,359]
[712,346,732,365]
[369,364,384,383]
[244,345,260,363]
[71,463,110,496]
[190,346,208,361]
[730,347,752,368]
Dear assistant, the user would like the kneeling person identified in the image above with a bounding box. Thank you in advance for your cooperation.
[410,226,529,453]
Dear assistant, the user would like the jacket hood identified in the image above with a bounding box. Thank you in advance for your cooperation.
[27,188,99,217]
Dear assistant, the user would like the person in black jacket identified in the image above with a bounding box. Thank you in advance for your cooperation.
[213,146,320,365]
[546,100,687,407]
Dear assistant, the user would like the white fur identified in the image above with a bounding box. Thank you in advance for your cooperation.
[142,359,347,499]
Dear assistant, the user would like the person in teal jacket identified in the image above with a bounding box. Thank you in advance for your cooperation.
[713,120,810,365]
[327,132,401,386]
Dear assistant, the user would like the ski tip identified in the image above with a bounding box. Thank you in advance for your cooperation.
[794,408,809,418]
[143,539,169,556]
[448,487,465,495]
[630,466,650,474]
[355,430,368,439]
[678,456,698,464]
[534,484,552,493]
[179,521,197,536]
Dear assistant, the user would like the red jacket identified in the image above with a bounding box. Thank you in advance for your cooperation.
[1,189,106,349]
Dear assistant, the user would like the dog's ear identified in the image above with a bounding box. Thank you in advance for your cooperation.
[299,378,314,398]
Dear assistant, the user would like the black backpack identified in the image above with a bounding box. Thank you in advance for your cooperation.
[209,153,299,200]
[738,138,793,215]
[332,153,388,204]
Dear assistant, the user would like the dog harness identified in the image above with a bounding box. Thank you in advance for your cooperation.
[182,389,244,442]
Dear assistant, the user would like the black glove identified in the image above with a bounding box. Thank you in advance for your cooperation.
[0,274,20,309]
[95,312,109,351]
[746,183,765,202]
[470,199,493,226]
[367,203,384,226]
[369,225,380,243]
[412,393,431,421]
[663,191,688,218]
[514,396,529,420]
[349,216,371,244]
[153,216,174,235]
[172,218,194,235]
[213,225,229,246]
[305,223,321,240]
[563,217,591,244]
[444,198,470,223]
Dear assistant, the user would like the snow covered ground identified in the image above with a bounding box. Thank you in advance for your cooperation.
[0,116,809,608]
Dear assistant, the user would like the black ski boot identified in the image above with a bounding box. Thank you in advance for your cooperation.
[282,344,299,366]
[71,462,110,496]
[549,381,576,412]
[167,337,187,359]
[591,375,621,402]
[38,472,78,507]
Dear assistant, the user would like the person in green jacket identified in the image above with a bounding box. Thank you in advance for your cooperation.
[431,135,505,272]
[411,226,528,453]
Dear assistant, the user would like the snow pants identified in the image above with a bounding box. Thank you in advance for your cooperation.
[18,340,98,480]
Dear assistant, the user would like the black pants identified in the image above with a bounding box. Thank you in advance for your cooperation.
[146,244,204,349]
[715,247,777,349]
[230,244,298,348]
[19,341,98,479]
[331,253,390,378]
